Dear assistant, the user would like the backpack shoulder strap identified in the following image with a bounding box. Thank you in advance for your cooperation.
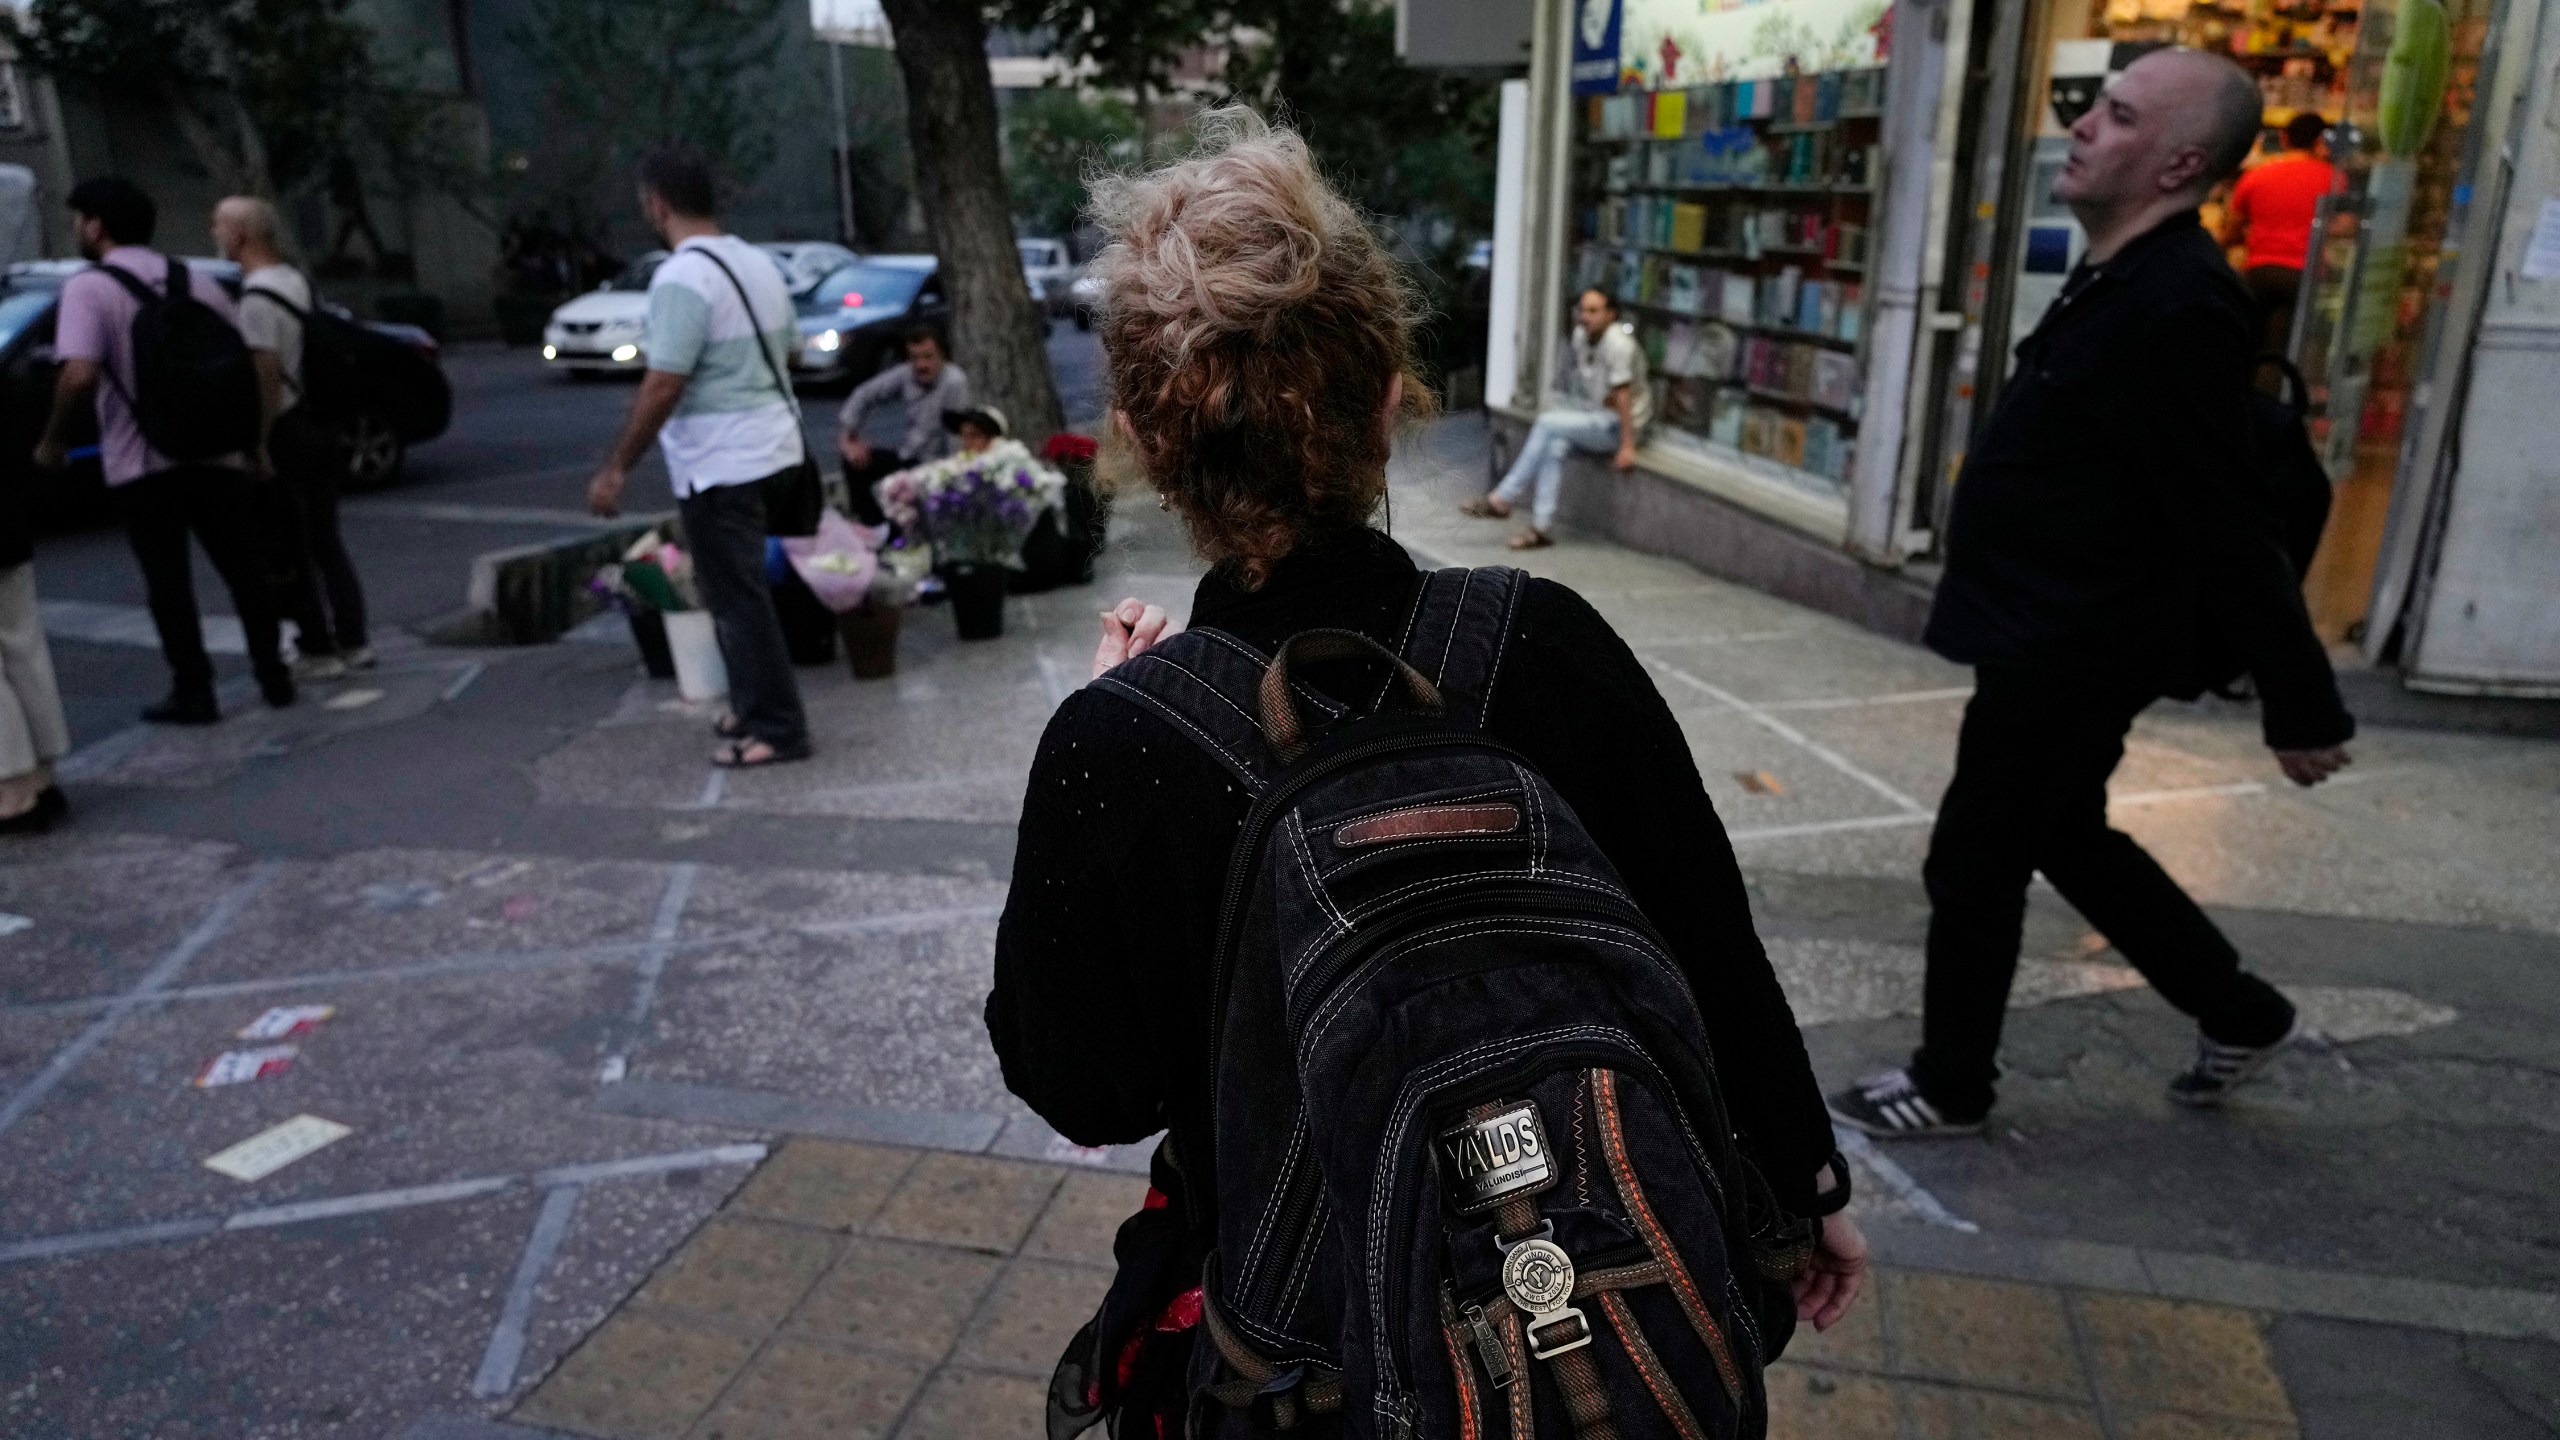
[1396,565,1528,731]
[92,260,157,308]
[243,285,309,322]
[1089,627,1349,794]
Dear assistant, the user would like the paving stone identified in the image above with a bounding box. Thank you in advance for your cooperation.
[2075,1294,2296,1425]
[868,1152,1063,1254]
[516,1312,760,1440]
[1896,1382,2107,1439]
[1883,1272,2092,1401]
[687,1339,928,1440]
[1763,1362,1897,1440]
[955,1258,1115,1376]
[727,1141,922,1232]
[896,1366,1047,1440]
[1022,1171,1152,1267]
[2114,1414,2301,1440]
[1781,1268,1889,1372]
[637,1220,844,1330]
[786,1238,1003,1361]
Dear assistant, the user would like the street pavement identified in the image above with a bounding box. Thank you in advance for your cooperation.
[1,335,2555,1439]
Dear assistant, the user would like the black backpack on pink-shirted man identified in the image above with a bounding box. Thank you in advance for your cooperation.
[94,256,263,463]
[1073,565,1812,1439]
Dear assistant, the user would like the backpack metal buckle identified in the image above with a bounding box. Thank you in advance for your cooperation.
[1500,1232,1591,1359]
[1523,1305,1594,1360]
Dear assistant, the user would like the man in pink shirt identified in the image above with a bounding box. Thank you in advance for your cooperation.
[35,177,292,722]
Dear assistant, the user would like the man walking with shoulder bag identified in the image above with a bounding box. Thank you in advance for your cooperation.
[1829,49,2353,1138]
[586,148,812,768]
[215,195,372,680]
[37,177,292,722]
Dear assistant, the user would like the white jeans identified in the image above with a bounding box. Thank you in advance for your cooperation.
[1490,408,1622,532]
[0,563,67,783]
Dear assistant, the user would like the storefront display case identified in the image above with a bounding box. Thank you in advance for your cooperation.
[1571,69,1888,498]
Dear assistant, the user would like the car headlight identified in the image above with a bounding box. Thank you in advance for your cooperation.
[812,329,840,353]
[542,344,558,360]
[610,344,639,363]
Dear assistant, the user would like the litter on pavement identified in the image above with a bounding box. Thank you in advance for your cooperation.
[237,1004,336,1041]
[0,913,32,938]
[195,1046,300,1088]
[359,881,445,913]
[323,689,386,711]
[203,1115,353,1181]
[1734,770,1786,795]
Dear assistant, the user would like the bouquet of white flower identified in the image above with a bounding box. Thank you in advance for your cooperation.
[875,439,1068,568]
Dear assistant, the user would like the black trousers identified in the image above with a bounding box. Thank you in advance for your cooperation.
[678,480,809,752]
[1909,667,2295,1116]
[2245,264,2304,357]
[273,410,369,655]
[116,466,288,694]
[840,449,911,527]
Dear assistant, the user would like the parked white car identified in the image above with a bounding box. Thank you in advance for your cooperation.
[1019,237,1073,317]
[540,241,859,376]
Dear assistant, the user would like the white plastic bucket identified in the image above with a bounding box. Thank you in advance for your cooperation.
[662,610,728,701]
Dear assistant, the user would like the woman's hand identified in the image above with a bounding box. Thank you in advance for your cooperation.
[1095,599,1179,678]
[1793,1210,1869,1332]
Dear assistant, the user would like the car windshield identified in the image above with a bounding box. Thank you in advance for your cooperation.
[802,264,927,314]
[603,254,663,291]
[1019,242,1060,268]
[0,289,51,351]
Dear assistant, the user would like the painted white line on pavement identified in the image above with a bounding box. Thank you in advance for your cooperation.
[534,1143,769,1188]
[226,1176,517,1231]
[43,599,247,654]
[356,500,642,530]
[440,661,487,703]
[1834,1125,1980,1233]
[472,1184,585,1397]
[0,1144,766,1269]
[1646,656,1933,815]
[1626,628,1803,650]
[0,933,758,1020]
[600,862,700,1081]
[0,862,281,1137]
[1756,686,1976,712]
[795,903,1007,937]
[1729,813,1936,843]
[690,768,726,810]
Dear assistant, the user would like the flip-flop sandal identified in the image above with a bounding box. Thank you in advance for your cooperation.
[713,713,746,739]
[713,738,811,768]
[1508,530,1553,550]
[1459,496,1511,519]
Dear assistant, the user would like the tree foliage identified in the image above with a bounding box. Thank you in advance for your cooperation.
[508,0,791,209]
[13,0,465,202]
[1004,85,1139,240]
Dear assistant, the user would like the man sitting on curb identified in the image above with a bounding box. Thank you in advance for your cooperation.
[1463,286,1648,549]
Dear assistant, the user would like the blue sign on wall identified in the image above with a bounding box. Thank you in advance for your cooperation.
[1571,0,1623,94]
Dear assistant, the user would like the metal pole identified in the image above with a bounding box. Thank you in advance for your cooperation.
[829,40,857,246]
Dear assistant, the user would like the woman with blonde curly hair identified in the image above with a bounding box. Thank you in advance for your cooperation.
[987,111,1860,1437]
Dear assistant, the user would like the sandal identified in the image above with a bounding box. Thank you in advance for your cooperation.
[1507,529,1553,550]
[713,712,746,740]
[1459,495,1512,519]
[712,738,811,768]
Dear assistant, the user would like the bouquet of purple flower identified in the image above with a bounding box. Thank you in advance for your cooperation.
[876,439,1069,568]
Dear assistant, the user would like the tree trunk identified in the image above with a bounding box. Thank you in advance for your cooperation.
[876,0,1064,447]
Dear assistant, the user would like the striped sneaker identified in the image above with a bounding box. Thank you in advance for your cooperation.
[2166,1016,2302,1108]
[1825,1068,1985,1138]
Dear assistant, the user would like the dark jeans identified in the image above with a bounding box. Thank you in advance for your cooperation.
[273,410,369,655]
[116,466,288,694]
[2245,264,2304,357]
[678,479,809,753]
[1909,667,2295,1117]
[841,449,912,527]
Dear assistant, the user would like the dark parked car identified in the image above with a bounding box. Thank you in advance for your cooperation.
[0,258,451,518]
[788,255,948,388]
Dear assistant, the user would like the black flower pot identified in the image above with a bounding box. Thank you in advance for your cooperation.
[941,562,1008,640]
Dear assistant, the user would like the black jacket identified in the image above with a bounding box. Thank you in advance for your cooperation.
[985,527,1835,1215]
[1925,211,2353,749]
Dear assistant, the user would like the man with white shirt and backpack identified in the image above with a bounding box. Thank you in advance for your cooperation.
[585,149,813,768]
[214,195,373,680]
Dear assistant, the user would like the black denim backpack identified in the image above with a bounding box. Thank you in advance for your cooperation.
[1080,566,1805,1440]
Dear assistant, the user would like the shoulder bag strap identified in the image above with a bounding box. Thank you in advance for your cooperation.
[1397,565,1528,732]
[689,244,808,465]
[243,285,309,399]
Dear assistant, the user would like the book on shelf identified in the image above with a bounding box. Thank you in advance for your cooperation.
[1740,405,1777,457]
[1719,273,1756,326]
[1815,72,1843,122]
[1791,75,1819,124]
[1669,202,1708,254]
[1777,415,1809,468]
[1664,376,1715,429]
[1805,417,1843,481]
[1812,350,1860,410]
[1652,89,1687,138]
[1697,321,1739,380]
[1709,387,1747,447]
[1665,264,1705,316]
[1782,341,1816,399]
[1837,283,1864,344]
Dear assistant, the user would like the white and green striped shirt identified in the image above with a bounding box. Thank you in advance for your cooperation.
[645,235,801,495]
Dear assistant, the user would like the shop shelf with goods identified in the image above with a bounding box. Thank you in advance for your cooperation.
[1573,67,1887,496]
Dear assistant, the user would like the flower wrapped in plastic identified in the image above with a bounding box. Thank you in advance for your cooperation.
[879,438,1069,568]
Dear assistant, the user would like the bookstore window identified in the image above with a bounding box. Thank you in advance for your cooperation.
[1573,62,1888,501]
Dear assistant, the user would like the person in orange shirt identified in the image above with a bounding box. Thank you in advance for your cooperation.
[2222,112,2336,352]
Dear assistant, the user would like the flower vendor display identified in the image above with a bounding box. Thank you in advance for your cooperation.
[876,438,1067,640]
